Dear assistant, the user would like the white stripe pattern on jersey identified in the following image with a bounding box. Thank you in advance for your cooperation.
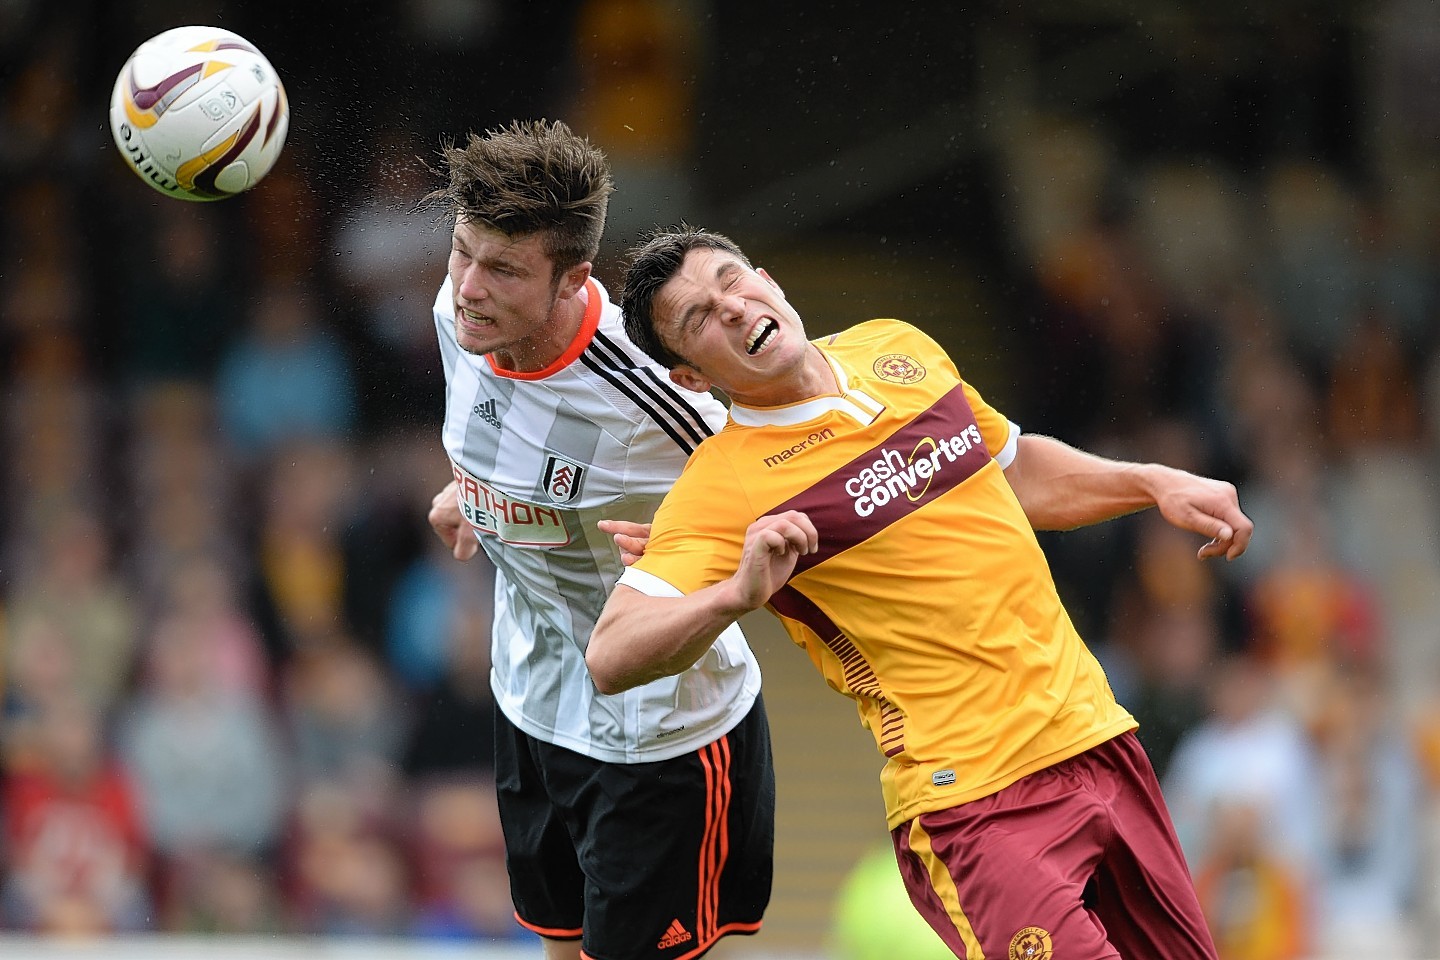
[433,274,759,763]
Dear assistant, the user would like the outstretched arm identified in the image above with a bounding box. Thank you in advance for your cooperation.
[1003,434,1253,561]
[587,511,818,694]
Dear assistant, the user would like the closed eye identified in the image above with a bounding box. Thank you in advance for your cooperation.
[683,309,710,340]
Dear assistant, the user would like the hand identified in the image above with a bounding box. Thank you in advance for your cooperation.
[429,480,479,562]
[1154,472,1254,562]
[726,510,819,610]
[597,519,651,566]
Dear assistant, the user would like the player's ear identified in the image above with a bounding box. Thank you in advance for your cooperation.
[557,262,591,300]
[757,267,783,298]
[669,365,711,394]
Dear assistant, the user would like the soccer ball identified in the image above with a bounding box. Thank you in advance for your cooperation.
[108,25,289,201]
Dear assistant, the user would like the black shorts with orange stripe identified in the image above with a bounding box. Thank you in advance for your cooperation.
[495,695,775,960]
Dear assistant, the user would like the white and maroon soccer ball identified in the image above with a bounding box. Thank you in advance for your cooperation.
[108,25,289,201]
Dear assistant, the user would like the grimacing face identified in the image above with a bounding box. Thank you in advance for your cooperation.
[656,247,828,407]
[447,219,588,372]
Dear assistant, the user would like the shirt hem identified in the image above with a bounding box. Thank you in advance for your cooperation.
[883,718,1140,831]
[497,681,762,764]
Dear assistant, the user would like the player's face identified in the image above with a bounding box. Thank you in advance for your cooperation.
[655,247,831,407]
[447,219,588,372]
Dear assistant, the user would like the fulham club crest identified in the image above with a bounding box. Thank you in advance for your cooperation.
[542,455,586,504]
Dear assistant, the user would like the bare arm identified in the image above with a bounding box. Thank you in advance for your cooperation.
[1004,434,1253,561]
[587,511,818,694]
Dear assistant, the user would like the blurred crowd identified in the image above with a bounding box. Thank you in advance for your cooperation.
[5,3,1440,959]
[1004,132,1440,958]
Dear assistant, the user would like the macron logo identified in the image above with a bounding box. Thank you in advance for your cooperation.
[473,398,501,429]
[763,428,835,468]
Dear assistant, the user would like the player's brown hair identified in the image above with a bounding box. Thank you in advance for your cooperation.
[620,225,750,370]
[429,119,613,278]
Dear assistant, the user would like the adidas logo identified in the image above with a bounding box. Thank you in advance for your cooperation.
[656,918,693,949]
[473,398,501,429]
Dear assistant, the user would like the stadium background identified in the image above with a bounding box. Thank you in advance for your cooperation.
[4,1,1440,957]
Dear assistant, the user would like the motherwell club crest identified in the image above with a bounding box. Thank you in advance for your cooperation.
[542,455,586,503]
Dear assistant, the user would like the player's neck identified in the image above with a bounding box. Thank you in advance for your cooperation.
[729,345,838,409]
[490,293,587,374]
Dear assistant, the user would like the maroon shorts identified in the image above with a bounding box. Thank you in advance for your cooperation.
[891,732,1217,960]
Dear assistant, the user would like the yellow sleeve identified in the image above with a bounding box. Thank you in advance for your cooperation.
[632,441,752,595]
[961,379,1016,462]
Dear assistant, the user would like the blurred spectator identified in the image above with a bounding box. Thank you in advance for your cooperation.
[5,507,138,715]
[1132,160,1252,318]
[1169,664,1319,960]
[330,130,449,430]
[115,611,289,869]
[214,282,358,464]
[385,532,493,691]
[1,376,103,547]
[123,384,242,591]
[117,200,242,391]
[1163,654,1323,880]
[1257,161,1364,378]
[282,639,408,804]
[407,776,525,942]
[1,182,85,376]
[569,0,700,254]
[1309,663,1423,956]
[1,696,151,934]
[1019,175,1218,448]
[285,780,412,936]
[1215,337,1377,647]
[1246,503,1379,684]
[242,158,326,286]
[1116,602,1221,783]
[3,615,81,761]
[159,849,283,936]
[1325,306,1424,456]
[0,24,90,176]
[249,440,356,658]
[1226,394,1384,718]
[1083,422,1239,780]
[1191,799,1309,960]
[338,431,452,657]
[1374,0,1440,246]
[1329,449,1440,719]
[401,575,497,779]
[154,553,271,697]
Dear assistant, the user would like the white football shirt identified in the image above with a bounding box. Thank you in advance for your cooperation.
[434,274,760,763]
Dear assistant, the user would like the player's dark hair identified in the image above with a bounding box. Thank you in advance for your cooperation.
[620,225,750,370]
[428,119,613,279]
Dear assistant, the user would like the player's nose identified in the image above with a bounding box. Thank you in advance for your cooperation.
[456,265,488,303]
[716,294,746,324]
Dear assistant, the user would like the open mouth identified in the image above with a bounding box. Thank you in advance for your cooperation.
[745,319,778,355]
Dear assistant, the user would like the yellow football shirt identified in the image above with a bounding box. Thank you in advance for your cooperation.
[621,319,1136,829]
